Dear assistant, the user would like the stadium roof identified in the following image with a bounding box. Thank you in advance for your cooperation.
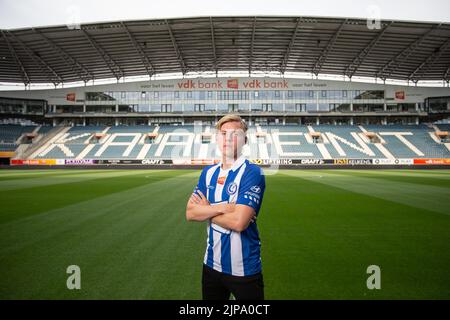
[0,16,450,85]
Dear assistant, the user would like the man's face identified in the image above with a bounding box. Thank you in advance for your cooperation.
[216,121,246,159]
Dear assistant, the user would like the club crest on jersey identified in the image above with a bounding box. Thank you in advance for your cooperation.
[226,182,238,195]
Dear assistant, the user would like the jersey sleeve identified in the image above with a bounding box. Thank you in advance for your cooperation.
[236,166,265,214]
[193,167,207,197]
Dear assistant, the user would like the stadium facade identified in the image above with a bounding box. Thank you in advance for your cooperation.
[0,17,449,166]
[1,77,450,126]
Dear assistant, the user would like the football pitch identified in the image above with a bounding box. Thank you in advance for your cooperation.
[0,168,449,299]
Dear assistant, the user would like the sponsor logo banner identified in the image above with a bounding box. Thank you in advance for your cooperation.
[65,159,95,165]
[373,159,414,165]
[250,159,293,165]
[97,159,173,165]
[66,93,76,101]
[0,151,15,158]
[10,159,57,165]
[397,158,414,165]
[333,159,373,165]
[227,79,239,89]
[189,159,217,165]
[10,159,24,165]
[395,91,405,100]
[299,159,325,165]
[373,158,393,165]
[414,158,450,165]
[141,159,167,165]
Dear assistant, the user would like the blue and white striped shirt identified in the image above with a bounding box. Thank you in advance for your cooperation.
[194,156,266,276]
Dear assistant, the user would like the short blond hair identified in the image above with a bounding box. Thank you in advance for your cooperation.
[215,114,248,132]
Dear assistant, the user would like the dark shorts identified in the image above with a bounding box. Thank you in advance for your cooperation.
[202,264,264,300]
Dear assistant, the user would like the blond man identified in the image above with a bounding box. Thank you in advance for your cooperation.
[186,114,266,300]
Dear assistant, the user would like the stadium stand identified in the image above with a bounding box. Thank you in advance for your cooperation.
[0,124,443,161]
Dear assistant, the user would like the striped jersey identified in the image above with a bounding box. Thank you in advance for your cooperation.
[194,156,266,276]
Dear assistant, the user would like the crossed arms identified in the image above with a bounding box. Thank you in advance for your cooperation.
[185,190,256,233]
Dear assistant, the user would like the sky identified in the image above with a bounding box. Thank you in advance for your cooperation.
[0,0,449,89]
[0,0,449,29]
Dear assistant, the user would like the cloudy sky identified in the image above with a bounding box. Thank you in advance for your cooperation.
[0,0,449,29]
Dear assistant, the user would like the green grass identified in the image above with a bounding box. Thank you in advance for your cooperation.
[0,168,449,299]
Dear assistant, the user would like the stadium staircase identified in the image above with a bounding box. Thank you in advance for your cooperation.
[17,126,71,160]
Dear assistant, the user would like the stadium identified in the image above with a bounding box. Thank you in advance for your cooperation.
[0,12,449,300]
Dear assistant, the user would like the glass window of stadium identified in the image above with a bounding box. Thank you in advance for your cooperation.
[272,104,283,111]
[228,104,238,112]
[368,104,384,112]
[251,104,263,112]
[184,104,194,112]
[387,117,417,125]
[353,90,384,100]
[205,104,216,112]
[353,104,372,112]
[172,104,183,112]
[55,105,83,113]
[387,104,399,112]
[194,104,205,112]
[286,104,305,112]
[0,97,45,115]
[118,105,134,112]
[86,92,116,101]
[238,104,249,112]
[85,117,114,126]
[217,104,228,111]
[159,91,173,100]
[305,103,317,111]
[318,103,330,112]
[398,103,416,112]
[161,104,172,112]
[426,97,450,112]
[86,105,115,113]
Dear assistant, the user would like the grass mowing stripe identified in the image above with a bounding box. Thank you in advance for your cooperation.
[260,172,450,299]
[1,169,449,299]
[0,169,119,182]
[0,170,196,254]
[0,169,159,191]
[370,169,450,177]
[282,170,450,216]
[0,170,188,224]
[320,169,450,188]
[0,170,201,299]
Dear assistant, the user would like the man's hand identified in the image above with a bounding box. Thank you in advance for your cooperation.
[189,190,210,206]
[189,191,236,214]
[211,204,257,232]
[186,190,234,222]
